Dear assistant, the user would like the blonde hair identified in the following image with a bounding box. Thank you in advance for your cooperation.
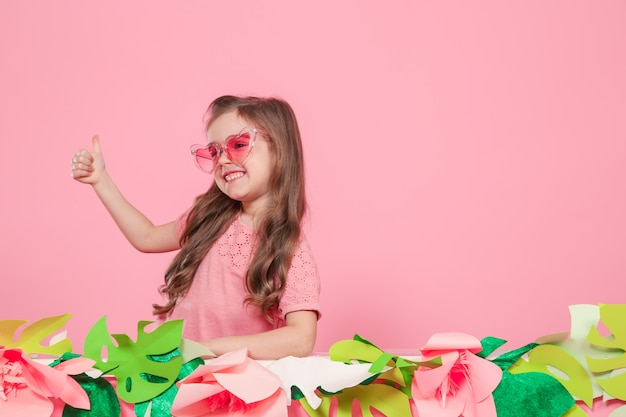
[153,95,307,320]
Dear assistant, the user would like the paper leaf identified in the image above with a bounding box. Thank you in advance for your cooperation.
[300,383,412,417]
[329,336,420,394]
[267,356,377,409]
[62,373,121,417]
[495,365,576,417]
[562,405,590,417]
[83,316,184,403]
[510,344,593,406]
[134,355,204,417]
[474,339,575,417]
[0,314,72,355]
[478,336,509,359]
[586,304,626,400]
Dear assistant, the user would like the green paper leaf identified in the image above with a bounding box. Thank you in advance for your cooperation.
[0,314,72,355]
[475,340,576,417]
[49,352,82,367]
[493,370,575,417]
[329,336,417,395]
[586,304,626,401]
[511,344,594,406]
[489,342,539,370]
[135,354,204,417]
[62,373,121,417]
[83,316,184,404]
[562,405,589,417]
[478,336,508,358]
[299,383,412,417]
[291,385,306,401]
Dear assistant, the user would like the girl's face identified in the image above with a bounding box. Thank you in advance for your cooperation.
[207,111,275,213]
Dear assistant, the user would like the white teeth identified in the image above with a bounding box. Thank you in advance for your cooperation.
[224,172,244,182]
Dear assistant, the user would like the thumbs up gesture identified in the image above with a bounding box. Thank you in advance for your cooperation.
[71,135,106,185]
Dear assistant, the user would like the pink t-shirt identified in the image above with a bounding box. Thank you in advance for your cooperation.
[168,214,321,341]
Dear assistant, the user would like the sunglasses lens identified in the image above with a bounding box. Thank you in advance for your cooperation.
[226,133,252,165]
[194,145,218,172]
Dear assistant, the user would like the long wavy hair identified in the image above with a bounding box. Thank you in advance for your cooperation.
[153,95,307,321]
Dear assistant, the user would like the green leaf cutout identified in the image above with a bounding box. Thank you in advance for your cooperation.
[83,316,184,404]
[134,353,204,417]
[62,373,121,417]
[329,335,427,396]
[510,344,593,406]
[303,334,430,417]
[586,304,626,401]
[0,314,72,355]
[300,383,412,417]
[489,340,575,417]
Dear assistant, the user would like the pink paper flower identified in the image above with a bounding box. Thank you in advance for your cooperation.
[411,333,502,417]
[171,348,287,417]
[0,347,93,417]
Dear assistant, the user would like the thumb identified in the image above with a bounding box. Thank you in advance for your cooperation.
[91,134,102,154]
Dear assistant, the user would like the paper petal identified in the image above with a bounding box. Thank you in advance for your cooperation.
[464,352,502,401]
[59,374,91,410]
[172,383,226,416]
[214,361,280,403]
[422,333,483,354]
[53,357,96,375]
[414,351,457,397]
[18,352,67,399]
[0,386,54,417]
[413,389,465,417]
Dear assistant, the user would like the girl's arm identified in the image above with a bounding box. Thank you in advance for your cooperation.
[72,135,180,253]
[202,310,318,360]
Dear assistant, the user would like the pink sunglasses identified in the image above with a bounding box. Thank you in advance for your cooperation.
[190,126,263,173]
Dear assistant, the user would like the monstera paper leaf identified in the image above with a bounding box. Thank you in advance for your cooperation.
[299,382,413,417]
[0,313,72,355]
[300,335,425,417]
[586,304,626,401]
[83,316,184,404]
[134,353,204,417]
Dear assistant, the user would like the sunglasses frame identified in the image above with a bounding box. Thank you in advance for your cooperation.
[190,126,262,173]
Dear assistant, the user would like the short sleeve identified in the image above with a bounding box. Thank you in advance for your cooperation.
[176,208,191,239]
[277,237,321,320]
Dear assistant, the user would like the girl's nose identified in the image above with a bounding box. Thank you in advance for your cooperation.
[216,147,231,165]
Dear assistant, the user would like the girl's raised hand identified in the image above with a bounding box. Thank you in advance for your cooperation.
[71,135,106,185]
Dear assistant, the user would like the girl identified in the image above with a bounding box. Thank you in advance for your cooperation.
[71,95,321,360]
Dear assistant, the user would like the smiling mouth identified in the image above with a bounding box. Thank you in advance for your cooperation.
[224,172,245,182]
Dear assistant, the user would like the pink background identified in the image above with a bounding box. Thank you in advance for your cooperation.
[1,0,625,368]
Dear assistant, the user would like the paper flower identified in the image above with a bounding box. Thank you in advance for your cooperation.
[171,348,287,417]
[411,333,502,417]
[0,347,93,416]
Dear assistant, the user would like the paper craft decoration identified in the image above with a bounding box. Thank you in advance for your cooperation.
[300,335,421,416]
[265,355,378,409]
[412,332,502,417]
[83,316,184,404]
[171,348,287,417]
[134,351,205,417]
[0,347,93,416]
[586,304,626,402]
[0,314,72,355]
[477,337,575,417]
[2,304,626,416]
[510,304,626,416]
